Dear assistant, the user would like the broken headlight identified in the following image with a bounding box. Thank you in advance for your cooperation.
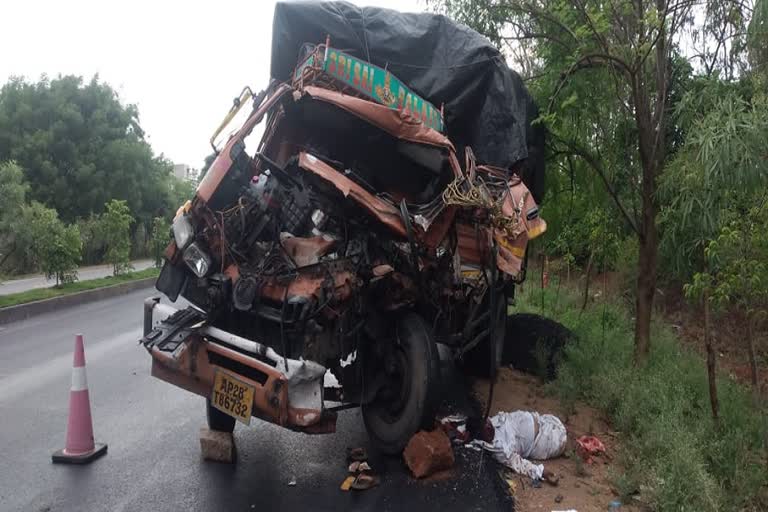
[183,242,212,278]
[173,214,194,250]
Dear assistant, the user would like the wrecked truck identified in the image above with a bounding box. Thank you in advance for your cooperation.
[141,1,546,453]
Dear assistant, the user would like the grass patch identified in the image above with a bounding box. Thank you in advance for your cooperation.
[516,278,768,511]
[0,267,159,308]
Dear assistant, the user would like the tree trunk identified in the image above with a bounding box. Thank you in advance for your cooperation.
[746,314,759,392]
[704,291,719,423]
[633,216,657,363]
[582,251,594,312]
[630,0,667,364]
[0,242,16,270]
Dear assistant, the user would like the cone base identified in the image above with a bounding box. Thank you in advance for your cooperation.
[52,442,107,464]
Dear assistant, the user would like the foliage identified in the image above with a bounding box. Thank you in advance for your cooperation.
[748,0,768,74]
[151,216,171,268]
[660,90,768,279]
[168,176,197,214]
[17,202,81,286]
[76,214,105,266]
[516,281,768,512]
[0,160,29,272]
[547,205,621,270]
[99,199,134,276]
[131,223,148,259]
[0,267,160,309]
[430,0,710,360]
[704,204,768,313]
[0,75,176,224]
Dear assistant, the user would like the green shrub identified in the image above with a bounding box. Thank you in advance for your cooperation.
[515,280,768,511]
[99,199,134,276]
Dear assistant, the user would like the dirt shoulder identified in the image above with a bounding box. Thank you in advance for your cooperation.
[473,368,637,512]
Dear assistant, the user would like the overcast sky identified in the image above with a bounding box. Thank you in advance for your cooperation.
[0,0,423,168]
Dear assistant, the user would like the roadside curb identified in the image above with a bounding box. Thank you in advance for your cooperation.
[0,277,157,325]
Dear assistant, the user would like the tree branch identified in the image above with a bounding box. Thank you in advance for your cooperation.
[547,53,634,113]
[552,140,640,235]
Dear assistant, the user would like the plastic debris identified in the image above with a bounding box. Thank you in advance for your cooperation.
[287,476,297,486]
[343,447,379,491]
[439,414,468,424]
[348,461,372,473]
[575,435,606,464]
[440,414,471,445]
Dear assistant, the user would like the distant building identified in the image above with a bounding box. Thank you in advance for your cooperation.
[173,163,198,182]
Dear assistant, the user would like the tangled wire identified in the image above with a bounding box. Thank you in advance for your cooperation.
[442,176,526,239]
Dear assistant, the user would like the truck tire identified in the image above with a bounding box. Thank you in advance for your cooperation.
[206,398,236,433]
[362,312,440,454]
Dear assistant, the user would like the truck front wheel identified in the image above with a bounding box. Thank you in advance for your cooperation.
[362,312,440,454]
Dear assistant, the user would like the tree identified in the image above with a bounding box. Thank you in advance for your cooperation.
[431,0,755,363]
[0,160,29,271]
[168,176,197,214]
[77,214,105,266]
[662,89,768,420]
[151,216,171,268]
[0,75,174,225]
[706,205,768,393]
[747,0,768,75]
[18,202,81,286]
[99,199,134,276]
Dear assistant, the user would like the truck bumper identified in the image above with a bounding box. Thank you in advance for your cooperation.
[141,297,335,433]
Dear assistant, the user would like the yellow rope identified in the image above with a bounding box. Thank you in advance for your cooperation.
[442,176,527,238]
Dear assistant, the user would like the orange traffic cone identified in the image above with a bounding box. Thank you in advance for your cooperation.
[52,334,108,464]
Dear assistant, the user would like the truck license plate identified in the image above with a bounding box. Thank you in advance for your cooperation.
[211,371,255,425]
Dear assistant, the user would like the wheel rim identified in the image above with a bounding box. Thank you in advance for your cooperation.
[378,344,412,422]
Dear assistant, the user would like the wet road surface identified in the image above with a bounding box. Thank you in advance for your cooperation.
[0,287,509,512]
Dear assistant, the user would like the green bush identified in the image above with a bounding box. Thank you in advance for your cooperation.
[515,280,768,511]
[99,199,134,276]
[18,202,81,286]
[150,216,170,268]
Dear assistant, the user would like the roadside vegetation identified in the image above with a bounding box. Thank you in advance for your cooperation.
[516,279,768,511]
[0,76,195,283]
[0,267,160,309]
[430,0,768,509]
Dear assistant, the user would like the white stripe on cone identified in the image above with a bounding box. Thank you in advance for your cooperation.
[71,366,88,392]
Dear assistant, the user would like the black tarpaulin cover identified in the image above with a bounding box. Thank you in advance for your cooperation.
[270,1,545,202]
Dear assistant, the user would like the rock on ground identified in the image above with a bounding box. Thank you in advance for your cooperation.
[199,427,236,463]
[403,429,455,478]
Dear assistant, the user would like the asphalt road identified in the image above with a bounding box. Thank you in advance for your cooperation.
[0,259,155,296]
[0,288,509,512]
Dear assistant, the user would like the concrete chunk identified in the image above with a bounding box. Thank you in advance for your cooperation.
[199,427,236,463]
[403,429,455,478]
